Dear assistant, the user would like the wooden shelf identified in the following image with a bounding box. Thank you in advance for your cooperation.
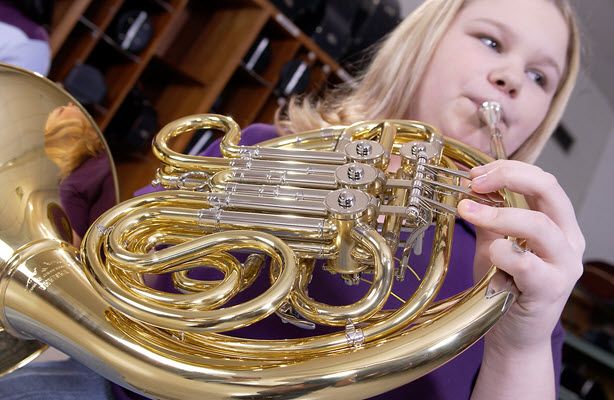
[49,0,93,56]
[49,0,350,199]
[116,152,160,200]
[565,333,614,370]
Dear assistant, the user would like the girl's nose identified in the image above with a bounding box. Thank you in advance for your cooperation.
[488,64,523,98]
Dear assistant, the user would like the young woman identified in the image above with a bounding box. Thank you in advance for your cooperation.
[297,0,583,398]
[0,0,583,399]
[44,102,116,243]
[187,1,583,398]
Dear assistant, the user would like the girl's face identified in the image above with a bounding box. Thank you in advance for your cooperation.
[412,0,569,156]
[55,102,84,121]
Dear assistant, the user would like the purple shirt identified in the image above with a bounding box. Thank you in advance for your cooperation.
[60,154,116,238]
[118,123,564,399]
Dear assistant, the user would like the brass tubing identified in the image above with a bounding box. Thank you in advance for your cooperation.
[156,209,455,358]
[169,255,242,301]
[0,238,511,399]
[291,222,394,326]
[153,115,235,172]
[105,209,337,261]
[0,64,525,399]
[125,256,244,310]
[254,126,347,149]
[105,208,335,269]
[78,191,299,332]
[88,230,297,332]
[154,115,343,174]
[378,122,396,156]
[216,117,346,163]
[225,160,340,176]
[378,121,396,170]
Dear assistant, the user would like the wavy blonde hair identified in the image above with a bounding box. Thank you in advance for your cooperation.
[278,0,581,163]
[44,105,104,179]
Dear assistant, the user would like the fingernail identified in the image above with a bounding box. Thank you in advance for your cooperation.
[461,199,483,214]
[472,173,488,186]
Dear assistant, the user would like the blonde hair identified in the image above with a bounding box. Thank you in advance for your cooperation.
[44,105,104,179]
[279,0,581,163]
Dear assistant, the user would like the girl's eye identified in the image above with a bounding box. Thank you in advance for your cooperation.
[479,36,501,52]
[527,70,547,88]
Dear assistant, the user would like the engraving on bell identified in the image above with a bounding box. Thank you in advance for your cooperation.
[347,164,364,181]
[355,142,372,156]
[337,191,356,208]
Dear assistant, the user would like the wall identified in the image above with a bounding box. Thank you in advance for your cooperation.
[574,125,614,262]
[538,69,614,263]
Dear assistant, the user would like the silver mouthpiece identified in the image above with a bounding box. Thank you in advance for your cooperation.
[479,101,503,129]
[478,101,507,159]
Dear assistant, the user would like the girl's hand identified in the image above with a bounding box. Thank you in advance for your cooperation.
[457,159,585,351]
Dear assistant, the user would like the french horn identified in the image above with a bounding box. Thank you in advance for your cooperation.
[0,63,524,399]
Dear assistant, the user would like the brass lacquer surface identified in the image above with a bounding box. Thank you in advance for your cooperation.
[0,64,118,374]
[0,64,523,399]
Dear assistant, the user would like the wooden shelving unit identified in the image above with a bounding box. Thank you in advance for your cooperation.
[561,284,614,399]
[48,0,351,200]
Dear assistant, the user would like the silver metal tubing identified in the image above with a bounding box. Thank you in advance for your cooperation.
[206,193,327,217]
[479,101,506,160]
[212,182,329,202]
[421,178,503,207]
[229,159,340,175]
[423,164,471,180]
[225,169,339,190]
[247,147,348,165]
[196,209,335,241]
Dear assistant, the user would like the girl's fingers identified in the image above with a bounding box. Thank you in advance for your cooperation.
[488,238,581,299]
[469,160,585,252]
[458,199,568,261]
[488,238,549,295]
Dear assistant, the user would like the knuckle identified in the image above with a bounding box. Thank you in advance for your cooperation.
[488,239,501,257]
[550,279,570,300]
[571,262,584,282]
[487,204,500,221]
[497,166,512,186]
[489,239,507,261]
[514,254,533,278]
[542,171,559,190]
[576,233,587,253]
[534,212,556,233]
[532,164,545,174]
[492,159,505,168]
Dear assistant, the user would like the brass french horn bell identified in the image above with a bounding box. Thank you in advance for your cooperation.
[0,63,526,399]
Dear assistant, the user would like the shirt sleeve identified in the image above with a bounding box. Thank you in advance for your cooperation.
[552,320,565,397]
[0,22,50,76]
